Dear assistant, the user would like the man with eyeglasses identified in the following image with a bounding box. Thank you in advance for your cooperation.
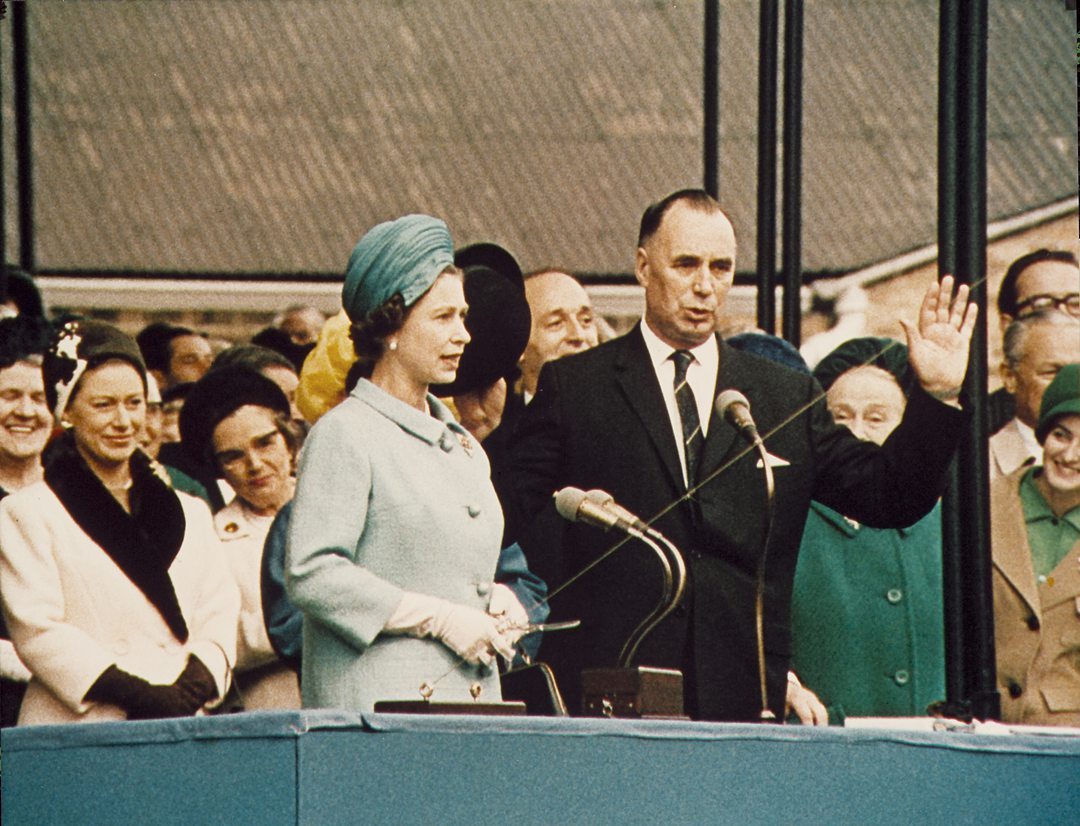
[988,249,1080,433]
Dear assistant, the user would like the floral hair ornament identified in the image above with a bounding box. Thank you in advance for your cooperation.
[42,319,148,422]
[49,322,89,422]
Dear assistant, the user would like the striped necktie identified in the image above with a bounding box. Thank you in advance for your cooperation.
[671,349,702,485]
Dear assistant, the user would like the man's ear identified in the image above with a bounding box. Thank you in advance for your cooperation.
[1000,360,1018,395]
[634,247,649,288]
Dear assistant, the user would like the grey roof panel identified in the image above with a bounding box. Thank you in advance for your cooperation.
[2,0,1075,277]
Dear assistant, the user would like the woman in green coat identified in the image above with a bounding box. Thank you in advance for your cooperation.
[790,338,946,724]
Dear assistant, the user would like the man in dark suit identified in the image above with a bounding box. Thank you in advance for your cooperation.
[507,189,977,722]
[487,269,600,531]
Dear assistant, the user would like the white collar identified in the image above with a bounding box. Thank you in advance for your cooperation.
[1014,418,1040,459]
[639,319,720,374]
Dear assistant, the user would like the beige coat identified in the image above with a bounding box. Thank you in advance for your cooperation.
[0,484,240,725]
[213,498,300,709]
[991,467,1080,725]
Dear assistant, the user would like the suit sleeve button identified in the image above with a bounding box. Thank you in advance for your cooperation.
[1026,615,1039,631]
[1007,680,1023,699]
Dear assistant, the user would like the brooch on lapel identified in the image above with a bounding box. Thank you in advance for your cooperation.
[456,431,475,457]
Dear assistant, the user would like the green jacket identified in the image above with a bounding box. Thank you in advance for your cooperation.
[790,501,944,724]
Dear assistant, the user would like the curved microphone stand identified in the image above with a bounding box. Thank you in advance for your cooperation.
[618,526,688,668]
[751,438,777,721]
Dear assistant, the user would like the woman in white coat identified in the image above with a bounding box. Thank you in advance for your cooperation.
[287,215,517,712]
[180,364,301,709]
[0,320,239,725]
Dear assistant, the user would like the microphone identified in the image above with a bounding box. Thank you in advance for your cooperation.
[583,489,654,537]
[715,389,760,443]
[553,487,648,537]
[553,486,688,671]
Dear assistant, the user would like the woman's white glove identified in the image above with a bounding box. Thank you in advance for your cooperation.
[385,592,515,666]
[0,639,32,683]
[487,583,530,646]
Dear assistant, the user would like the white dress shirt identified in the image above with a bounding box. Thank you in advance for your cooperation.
[639,321,719,487]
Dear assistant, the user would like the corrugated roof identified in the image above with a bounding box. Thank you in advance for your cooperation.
[1,0,1076,278]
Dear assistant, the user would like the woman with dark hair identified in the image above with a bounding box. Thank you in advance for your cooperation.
[287,215,516,711]
[180,365,301,709]
[211,342,308,447]
[0,320,239,725]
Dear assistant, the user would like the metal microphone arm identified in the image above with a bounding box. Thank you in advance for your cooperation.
[616,526,672,668]
[715,390,779,721]
[554,487,689,672]
[751,435,778,721]
[617,525,688,668]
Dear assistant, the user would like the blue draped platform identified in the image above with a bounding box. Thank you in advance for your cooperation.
[2,711,1079,824]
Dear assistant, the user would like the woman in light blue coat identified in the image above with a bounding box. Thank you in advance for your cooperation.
[286,215,515,711]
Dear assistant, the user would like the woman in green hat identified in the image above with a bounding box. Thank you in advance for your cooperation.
[991,362,1080,725]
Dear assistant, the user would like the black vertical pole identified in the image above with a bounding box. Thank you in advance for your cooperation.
[703,0,720,199]
[954,0,997,723]
[1,11,7,295]
[937,0,966,710]
[940,0,999,722]
[780,0,803,346]
[755,0,779,333]
[13,0,34,273]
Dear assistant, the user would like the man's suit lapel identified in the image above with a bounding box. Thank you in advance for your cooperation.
[695,336,745,486]
[613,325,684,491]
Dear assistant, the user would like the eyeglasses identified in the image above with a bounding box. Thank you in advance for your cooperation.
[1015,292,1080,318]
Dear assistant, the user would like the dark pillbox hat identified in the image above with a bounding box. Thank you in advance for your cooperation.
[179,365,291,467]
[812,336,914,396]
[431,242,531,397]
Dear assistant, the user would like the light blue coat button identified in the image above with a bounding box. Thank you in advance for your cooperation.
[893,669,910,685]
[467,504,481,518]
[886,588,903,604]
[476,581,491,597]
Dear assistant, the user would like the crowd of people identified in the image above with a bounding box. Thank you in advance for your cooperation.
[0,189,1077,729]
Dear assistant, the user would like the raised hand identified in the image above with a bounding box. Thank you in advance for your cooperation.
[898,275,978,401]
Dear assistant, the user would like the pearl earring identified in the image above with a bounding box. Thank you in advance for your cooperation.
[388,340,398,352]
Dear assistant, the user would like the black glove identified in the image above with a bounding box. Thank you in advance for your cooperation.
[85,664,202,720]
[172,654,218,707]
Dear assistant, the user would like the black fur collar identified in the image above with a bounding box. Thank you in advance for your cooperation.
[44,433,189,642]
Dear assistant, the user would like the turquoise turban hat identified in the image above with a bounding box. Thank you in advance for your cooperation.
[341,215,455,323]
